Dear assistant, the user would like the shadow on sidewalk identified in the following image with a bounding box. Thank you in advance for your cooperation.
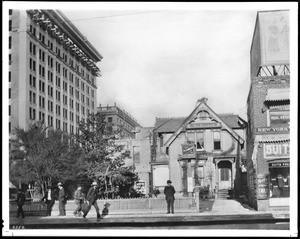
[199,199,214,213]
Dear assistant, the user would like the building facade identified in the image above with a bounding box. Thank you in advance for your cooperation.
[246,10,290,210]
[97,103,141,139]
[9,9,102,135]
[151,98,247,197]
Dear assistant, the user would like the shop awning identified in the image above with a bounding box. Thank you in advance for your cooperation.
[256,134,290,143]
[265,88,290,102]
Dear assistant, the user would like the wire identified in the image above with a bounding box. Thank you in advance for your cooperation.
[64,10,166,23]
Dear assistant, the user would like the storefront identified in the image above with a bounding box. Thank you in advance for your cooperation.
[254,133,290,209]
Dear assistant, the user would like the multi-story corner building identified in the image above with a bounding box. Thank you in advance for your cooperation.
[9,9,102,135]
[246,10,290,211]
[97,103,141,139]
[151,98,247,198]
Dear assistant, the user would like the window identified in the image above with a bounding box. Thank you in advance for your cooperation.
[48,71,53,83]
[196,131,204,150]
[9,36,12,49]
[30,25,36,37]
[29,107,36,120]
[56,119,61,129]
[9,9,13,15]
[9,88,11,99]
[108,117,113,123]
[39,49,45,62]
[9,71,11,82]
[9,105,11,116]
[56,77,61,88]
[9,20,12,31]
[213,131,221,150]
[30,58,36,72]
[56,91,61,101]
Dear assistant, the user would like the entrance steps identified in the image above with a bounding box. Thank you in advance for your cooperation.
[217,189,230,199]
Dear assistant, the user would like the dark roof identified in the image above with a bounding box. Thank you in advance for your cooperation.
[155,117,185,133]
[154,114,246,133]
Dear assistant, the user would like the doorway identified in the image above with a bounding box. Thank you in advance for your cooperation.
[218,161,232,189]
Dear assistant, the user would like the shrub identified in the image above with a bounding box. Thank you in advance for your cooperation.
[199,186,210,200]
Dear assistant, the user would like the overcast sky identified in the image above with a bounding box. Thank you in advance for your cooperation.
[62,8,257,127]
[6,2,297,127]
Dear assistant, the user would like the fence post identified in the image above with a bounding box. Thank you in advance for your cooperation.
[148,198,151,213]
[194,186,201,213]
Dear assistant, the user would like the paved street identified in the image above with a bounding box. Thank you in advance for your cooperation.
[8,199,290,230]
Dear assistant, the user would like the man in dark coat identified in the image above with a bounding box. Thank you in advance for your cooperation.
[16,188,26,218]
[164,180,175,214]
[41,186,57,216]
[82,182,101,219]
[57,182,66,216]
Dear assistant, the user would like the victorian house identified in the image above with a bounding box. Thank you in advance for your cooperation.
[151,98,247,198]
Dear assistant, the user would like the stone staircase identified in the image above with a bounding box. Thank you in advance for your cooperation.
[216,189,230,199]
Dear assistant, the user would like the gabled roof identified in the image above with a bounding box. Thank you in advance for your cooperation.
[155,98,245,147]
[155,114,246,133]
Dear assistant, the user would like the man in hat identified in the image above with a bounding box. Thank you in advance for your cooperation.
[16,188,26,218]
[41,185,57,216]
[57,182,66,216]
[83,182,101,219]
[164,180,176,214]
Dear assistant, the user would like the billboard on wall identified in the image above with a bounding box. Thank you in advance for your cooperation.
[250,10,290,76]
[259,10,290,66]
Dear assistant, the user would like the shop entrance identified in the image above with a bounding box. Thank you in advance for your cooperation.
[218,161,232,189]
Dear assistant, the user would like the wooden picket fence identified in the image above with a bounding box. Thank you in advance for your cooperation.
[10,196,198,216]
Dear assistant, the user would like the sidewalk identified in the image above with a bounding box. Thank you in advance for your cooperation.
[9,199,290,229]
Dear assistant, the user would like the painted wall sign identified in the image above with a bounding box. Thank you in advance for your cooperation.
[256,126,290,134]
[256,174,269,199]
[264,142,290,159]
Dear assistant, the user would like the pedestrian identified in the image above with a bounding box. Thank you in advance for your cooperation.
[164,180,175,214]
[82,182,101,219]
[41,185,57,216]
[73,186,84,217]
[16,188,26,218]
[57,182,66,216]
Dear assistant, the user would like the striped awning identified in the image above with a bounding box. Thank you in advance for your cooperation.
[265,88,290,101]
[256,134,290,143]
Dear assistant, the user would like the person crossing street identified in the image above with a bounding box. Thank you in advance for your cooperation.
[82,182,101,219]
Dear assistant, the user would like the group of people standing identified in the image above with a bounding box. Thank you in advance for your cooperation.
[16,180,176,219]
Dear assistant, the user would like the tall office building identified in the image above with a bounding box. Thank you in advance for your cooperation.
[9,9,102,135]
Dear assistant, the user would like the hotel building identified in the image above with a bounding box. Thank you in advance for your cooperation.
[9,9,102,135]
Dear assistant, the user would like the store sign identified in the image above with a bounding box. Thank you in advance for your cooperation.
[270,111,290,125]
[182,144,195,156]
[256,174,269,199]
[269,162,290,168]
[264,142,290,159]
[257,126,290,134]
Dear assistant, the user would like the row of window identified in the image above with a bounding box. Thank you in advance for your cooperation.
[29,61,95,97]
[28,35,96,85]
[28,106,81,134]
[186,130,221,150]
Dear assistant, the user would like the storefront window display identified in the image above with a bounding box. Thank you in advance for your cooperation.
[269,163,290,198]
